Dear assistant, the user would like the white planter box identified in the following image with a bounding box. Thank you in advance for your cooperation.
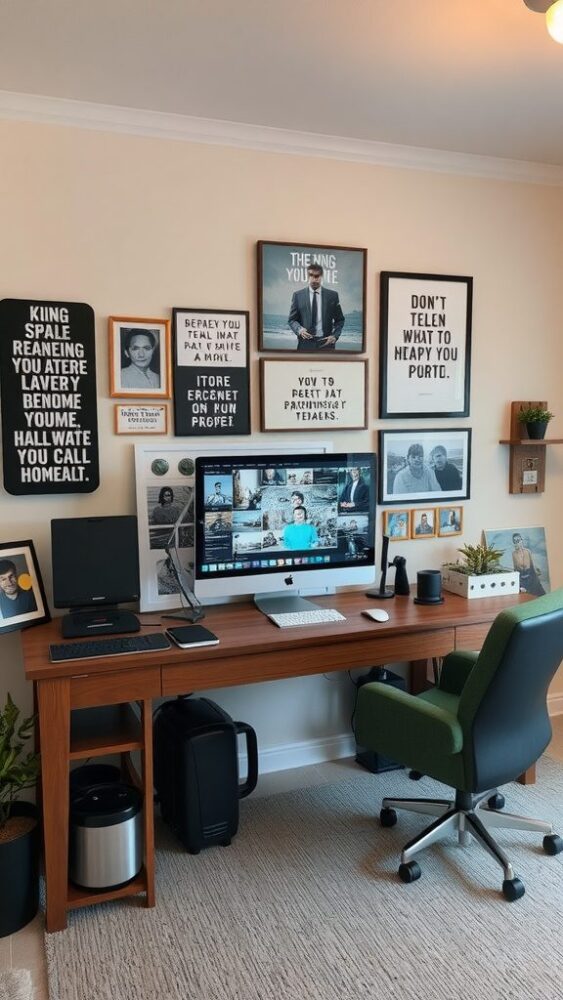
[441,567,520,600]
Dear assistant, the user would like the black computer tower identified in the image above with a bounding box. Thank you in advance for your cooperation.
[153,697,258,854]
[353,667,407,773]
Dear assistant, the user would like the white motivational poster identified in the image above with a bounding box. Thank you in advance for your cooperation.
[260,359,367,431]
[380,272,472,418]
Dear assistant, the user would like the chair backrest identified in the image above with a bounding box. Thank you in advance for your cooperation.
[457,589,563,791]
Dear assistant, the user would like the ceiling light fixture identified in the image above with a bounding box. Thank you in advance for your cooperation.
[524,0,563,43]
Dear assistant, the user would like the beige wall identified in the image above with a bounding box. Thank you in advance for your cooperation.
[1,121,562,761]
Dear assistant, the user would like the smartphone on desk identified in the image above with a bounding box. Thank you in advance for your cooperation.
[165,625,220,649]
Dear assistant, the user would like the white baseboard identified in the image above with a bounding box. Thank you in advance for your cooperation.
[548,693,563,717]
[241,733,356,775]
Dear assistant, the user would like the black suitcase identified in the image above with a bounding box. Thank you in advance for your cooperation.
[153,696,258,853]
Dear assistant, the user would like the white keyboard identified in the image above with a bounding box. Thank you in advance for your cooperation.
[268,609,346,628]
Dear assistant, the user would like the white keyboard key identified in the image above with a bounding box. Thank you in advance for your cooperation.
[268,609,346,628]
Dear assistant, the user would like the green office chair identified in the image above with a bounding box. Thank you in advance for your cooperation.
[355,589,563,900]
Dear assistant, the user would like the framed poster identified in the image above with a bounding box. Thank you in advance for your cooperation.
[411,508,437,538]
[258,241,366,353]
[483,526,550,595]
[383,510,410,541]
[109,316,171,399]
[437,506,464,536]
[135,441,332,611]
[115,404,168,435]
[0,540,50,634]
[260,359,368,432]
[172,308,250,436]
[379,428,471,505]
[379,272,472,418]
[0,298,99,495]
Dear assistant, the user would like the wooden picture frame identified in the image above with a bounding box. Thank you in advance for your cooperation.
[260,359,368,432]
[379,428,471,505]
[115,403,168,435]
[437,506,464,537]
[258,240,367,353]
[383,509,410,541]
[379,271,472,418]
[0,540,50,634]
[109,316,171,399]
[411,508,437,538]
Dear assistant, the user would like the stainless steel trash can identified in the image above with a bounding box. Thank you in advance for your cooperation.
[69,783,143,890]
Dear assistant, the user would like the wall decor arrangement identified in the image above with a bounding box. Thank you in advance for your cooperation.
[437,505,464,536]
[411,508,437,538]
[379,271,472,418]
[134,441,331,611]
[0,298,100,495]
[109,316,171,399]
[172,308,250,436]
[379,428,471,505]
[260,359,368,432]
[0,540,50,633]
[257,241,367,353]
[115,403,168,435]
[483,526,551,596]
[383,509,410,541]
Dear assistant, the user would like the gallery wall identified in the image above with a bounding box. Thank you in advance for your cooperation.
[1,119,562,769]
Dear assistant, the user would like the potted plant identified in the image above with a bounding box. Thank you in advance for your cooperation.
[517,406,554,440]
[0,693,41,938]
[442,541,520,600]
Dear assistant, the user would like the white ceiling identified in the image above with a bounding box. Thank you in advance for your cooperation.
[1,0,563,166]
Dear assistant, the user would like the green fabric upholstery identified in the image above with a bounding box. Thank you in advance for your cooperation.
[356,588,563,794]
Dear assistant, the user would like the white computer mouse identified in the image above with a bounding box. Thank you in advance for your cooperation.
[361,608,390,623]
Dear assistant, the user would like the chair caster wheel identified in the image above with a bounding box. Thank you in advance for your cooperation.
[399,861,421,884]
[543,834,563,855]
[408,770,423,781]
[502,877,525,901]
[380,807,397,828]
[488,793,505,810]
[221,838,232,847]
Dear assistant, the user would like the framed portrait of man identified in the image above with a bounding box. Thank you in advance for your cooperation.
[257,241,367,353]
[0,540,50,634]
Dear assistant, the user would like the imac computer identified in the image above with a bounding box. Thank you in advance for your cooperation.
[194,452,376,616]
[51,515,141,638]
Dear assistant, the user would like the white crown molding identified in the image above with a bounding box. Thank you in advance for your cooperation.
[1,89,563,187]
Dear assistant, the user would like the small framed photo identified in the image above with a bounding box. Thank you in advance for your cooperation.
[411,508,437,538]
[383,510,410,541]
[109,316,171,398]
[379,271,472,418]
[0,540,50,634]
[379,428,471,505]
[260,359,368,432]
[258,241,367,353]
[115,403,168,435]
[437,506,464,537]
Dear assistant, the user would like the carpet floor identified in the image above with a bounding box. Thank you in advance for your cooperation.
[0,969,33,1000]
[45,757,563,1000]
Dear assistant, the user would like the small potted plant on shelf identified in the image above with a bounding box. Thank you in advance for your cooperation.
[442,541,520,600]
[517,406,554,440]
[0,693,41,938]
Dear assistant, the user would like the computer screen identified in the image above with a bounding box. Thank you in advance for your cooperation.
[194,452,376,600]
[51,515,140,610]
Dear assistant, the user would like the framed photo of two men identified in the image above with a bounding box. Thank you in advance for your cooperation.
[257,241,367,353]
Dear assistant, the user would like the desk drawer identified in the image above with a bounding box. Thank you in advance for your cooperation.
[70,666,161,709]
[455,623,491,651]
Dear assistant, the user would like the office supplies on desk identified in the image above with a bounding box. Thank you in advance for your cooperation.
[165,625,219,648]
[267,608,346,628]
[361,608,390,623]
[49,632,171,662]
[414,569,444,605]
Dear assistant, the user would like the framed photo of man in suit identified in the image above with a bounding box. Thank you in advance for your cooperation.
[257,241,367,353]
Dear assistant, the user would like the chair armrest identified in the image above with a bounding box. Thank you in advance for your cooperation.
[439,650,479,696]
[355,682,463,758]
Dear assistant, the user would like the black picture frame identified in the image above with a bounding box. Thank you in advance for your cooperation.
[258,241,367,353]
[0,540,50,634]
[379,271,472,418]
[379,428,471,505]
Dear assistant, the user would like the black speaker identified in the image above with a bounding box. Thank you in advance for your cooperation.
[414,569,444,605]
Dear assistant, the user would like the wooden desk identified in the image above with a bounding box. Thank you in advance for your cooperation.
[22,589,529,932]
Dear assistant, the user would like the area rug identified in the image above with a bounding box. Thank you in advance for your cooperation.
[0,970,33,1000]
[45,757,563,1000]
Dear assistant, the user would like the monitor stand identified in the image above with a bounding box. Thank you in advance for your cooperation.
[61,607,140,639]
[254,592,322,617]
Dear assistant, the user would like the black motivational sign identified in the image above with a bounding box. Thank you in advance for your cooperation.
[172,309,250,437]
[0,298,100,495]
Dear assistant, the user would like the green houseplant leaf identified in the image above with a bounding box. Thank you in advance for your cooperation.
[517,407,554,424]
[0,693,40,828]
[444,541,506,576]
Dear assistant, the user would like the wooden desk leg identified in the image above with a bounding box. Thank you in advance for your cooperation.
[38,678,70,933]
[517,764,536,785]
[140,699,155,908]
[410,660,431,695]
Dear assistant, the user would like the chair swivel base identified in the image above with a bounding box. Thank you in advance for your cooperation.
[380,789,563,901]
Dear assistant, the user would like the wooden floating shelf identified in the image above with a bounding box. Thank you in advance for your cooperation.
[499,439,563,446]
[500,400,560,494]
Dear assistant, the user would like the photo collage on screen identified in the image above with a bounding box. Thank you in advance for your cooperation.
[201,462,372,574]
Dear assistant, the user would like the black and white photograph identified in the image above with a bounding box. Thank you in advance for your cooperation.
[379,272,472,418]
[258,241,367,353]
[147,484,193,526]
[379,429,471,505]
[411,508,437,538]
[0,540,50,634]
[109,316,171,399]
